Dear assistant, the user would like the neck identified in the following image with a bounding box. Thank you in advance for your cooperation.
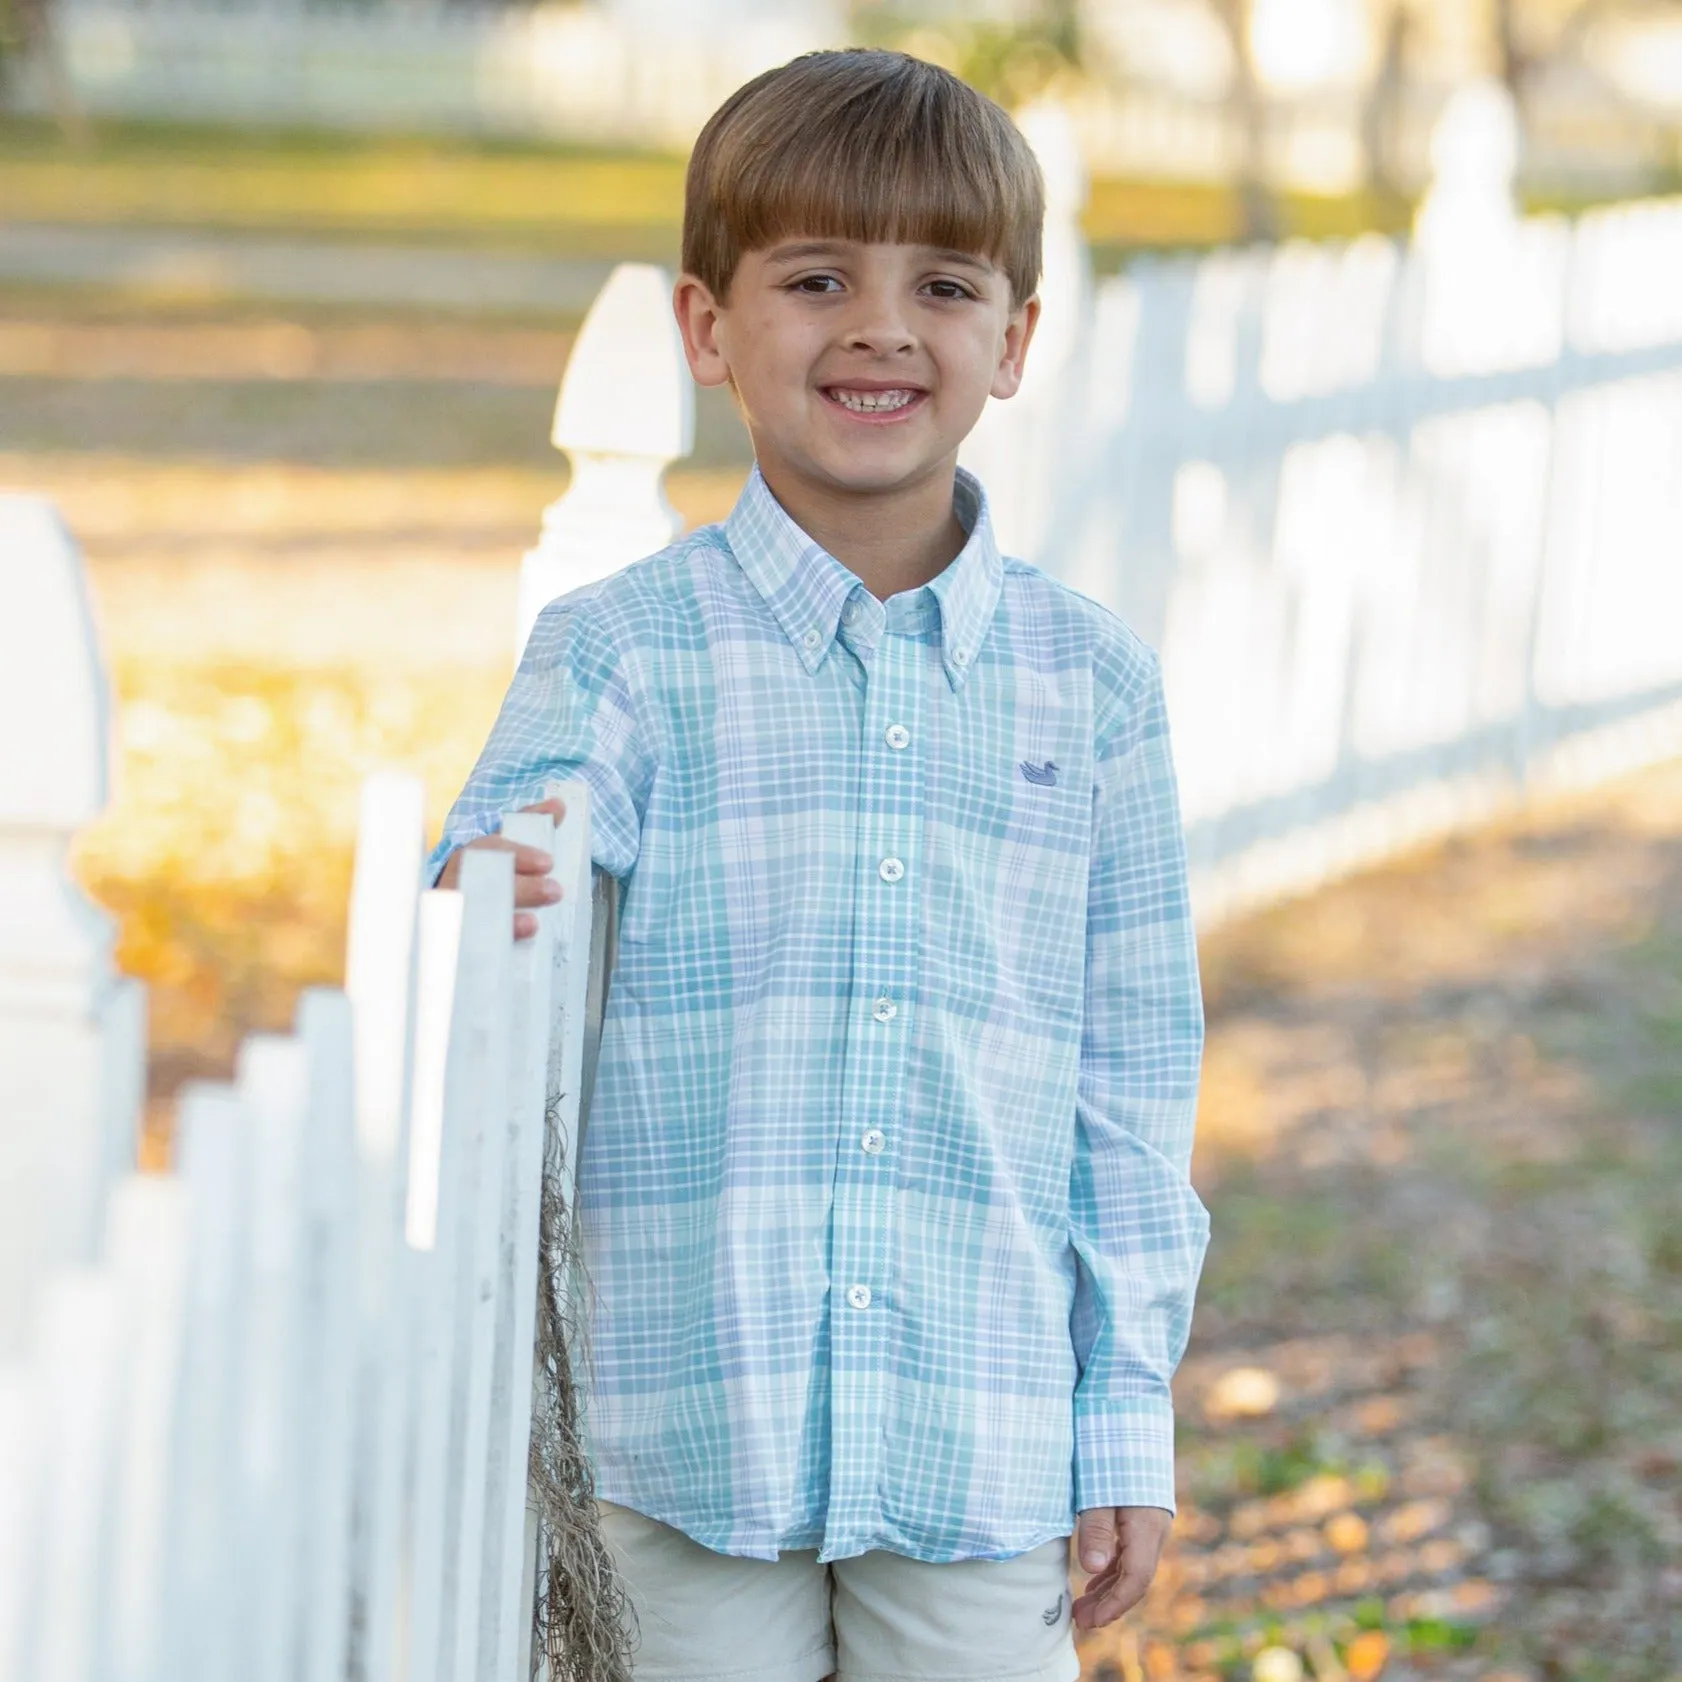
[754,452,969,603]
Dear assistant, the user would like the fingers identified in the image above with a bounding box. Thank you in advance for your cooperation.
[1070,1507,1170,1631]
[1076,1507,1116,1574]
[1071,1556,1151,1629]
[435,814,568,938]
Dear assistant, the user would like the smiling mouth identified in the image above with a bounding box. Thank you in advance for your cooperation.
[822,386,926,417]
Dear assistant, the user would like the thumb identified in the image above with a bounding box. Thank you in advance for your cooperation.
[1076,1507,1116,1574]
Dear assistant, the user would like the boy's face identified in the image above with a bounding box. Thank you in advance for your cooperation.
[674,239,1039,503]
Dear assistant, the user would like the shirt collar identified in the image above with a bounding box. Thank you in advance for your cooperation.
[723,465,1003,692]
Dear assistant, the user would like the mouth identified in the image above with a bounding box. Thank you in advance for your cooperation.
[820,384,928,422]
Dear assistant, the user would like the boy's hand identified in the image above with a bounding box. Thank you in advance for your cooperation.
[1070,1506,1171,1630]
[435,796,567,940]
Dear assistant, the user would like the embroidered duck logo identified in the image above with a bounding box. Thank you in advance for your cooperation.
[1019,759,1058,787]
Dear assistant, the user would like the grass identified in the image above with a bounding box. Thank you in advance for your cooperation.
[0,112,1430,263]
[0,117,690,257]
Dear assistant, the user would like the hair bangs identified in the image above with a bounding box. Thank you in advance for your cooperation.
[683,50,1043,305]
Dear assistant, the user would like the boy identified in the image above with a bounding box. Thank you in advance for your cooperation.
[431,49,1208,1682]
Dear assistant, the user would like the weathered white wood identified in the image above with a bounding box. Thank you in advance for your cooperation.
[444,846,517,1682]
[0,1369,44,1682]
[99,1175,191,1682]
[0,496,141,1360]
[401,888,467,1682]
[29,1269,125,1682]
[516,262,695,647]
[293,988,361,1682]
[234,1034,313,1682]
[161,1085,250,1682]
[480,807,561,1681]
[344,772,427,1682]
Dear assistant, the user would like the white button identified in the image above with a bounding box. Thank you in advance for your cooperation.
[842,600,861,625]
[878,856,905,883]
[885,723,910,750]
[861,1129,886,1154]
[802,626,821,650]
[872,996,898,1023]
[952,646,970,667]
[846,1284,873,1310]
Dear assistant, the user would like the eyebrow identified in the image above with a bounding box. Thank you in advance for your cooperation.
[762,240,998,273]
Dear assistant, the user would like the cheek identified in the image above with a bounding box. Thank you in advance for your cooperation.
[732,317,819,407]
[934,324,1008,404]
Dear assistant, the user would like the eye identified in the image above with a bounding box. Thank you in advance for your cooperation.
[789,273,843,295]
[924,278,978,301]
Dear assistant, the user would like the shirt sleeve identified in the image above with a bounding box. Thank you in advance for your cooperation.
[1069,645,1209,1516]
[424,592,655,885]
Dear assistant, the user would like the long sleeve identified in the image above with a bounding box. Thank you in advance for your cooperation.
[424,590,656,885]
[1068,647,1209,1516]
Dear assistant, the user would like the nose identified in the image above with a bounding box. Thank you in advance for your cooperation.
[840,287,917,358]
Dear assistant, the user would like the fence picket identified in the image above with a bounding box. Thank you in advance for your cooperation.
[163,1087,249,1682]
[403,889,468,1682]
[481,806,562,1681]
[344,773,426,1682]
[445,846,517,1682]
[100,1175,191,1682]
[294,989,360,1682]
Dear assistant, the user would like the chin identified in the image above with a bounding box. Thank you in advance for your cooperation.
[808,444,954,496]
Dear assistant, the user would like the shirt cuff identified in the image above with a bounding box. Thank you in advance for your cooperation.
[1072,1397,1180,1515]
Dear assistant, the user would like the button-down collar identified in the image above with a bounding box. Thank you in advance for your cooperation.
[723,465,1004,692]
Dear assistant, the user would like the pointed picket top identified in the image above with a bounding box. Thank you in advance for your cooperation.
[0,495,109,832]
[550,261,695,464]
[1415,76,1521,247]
[518,263,697,651]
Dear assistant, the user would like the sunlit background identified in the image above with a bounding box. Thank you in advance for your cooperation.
[3,1,1681,1677]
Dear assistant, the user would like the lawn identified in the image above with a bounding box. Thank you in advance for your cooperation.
[0,114,1429,262]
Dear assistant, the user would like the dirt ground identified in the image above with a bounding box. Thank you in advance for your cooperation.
[1085,764,1682,1681]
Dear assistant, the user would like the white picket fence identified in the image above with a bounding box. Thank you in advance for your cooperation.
[0,492,617,1680]
[966,81,1682,920]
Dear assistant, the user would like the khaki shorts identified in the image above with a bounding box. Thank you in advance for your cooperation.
[596,1501,1080,1682]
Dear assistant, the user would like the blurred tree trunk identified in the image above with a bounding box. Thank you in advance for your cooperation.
[3,0,87,142]
[1360,1,1411,212]
[1209,0,1278,243]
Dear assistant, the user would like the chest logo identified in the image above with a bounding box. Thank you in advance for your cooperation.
[1019,759,1059,786]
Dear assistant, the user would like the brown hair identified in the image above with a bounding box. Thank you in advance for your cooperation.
[682,49,1044,306]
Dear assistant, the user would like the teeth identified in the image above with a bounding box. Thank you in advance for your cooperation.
[831,388,917,413]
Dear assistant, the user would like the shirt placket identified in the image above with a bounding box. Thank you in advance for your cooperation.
[824,602,925,1558]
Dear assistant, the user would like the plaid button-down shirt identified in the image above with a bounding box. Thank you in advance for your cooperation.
[429,466,1208,1564]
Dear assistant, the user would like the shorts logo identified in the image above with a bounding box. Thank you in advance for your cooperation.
[1019,759,1058,787]
[1041,1590,1066,1625]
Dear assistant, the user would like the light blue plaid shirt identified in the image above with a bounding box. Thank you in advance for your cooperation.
[429,466,1208,1564]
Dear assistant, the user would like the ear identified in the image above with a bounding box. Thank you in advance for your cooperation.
[673,273,734,390]
[990,294,1042,401]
